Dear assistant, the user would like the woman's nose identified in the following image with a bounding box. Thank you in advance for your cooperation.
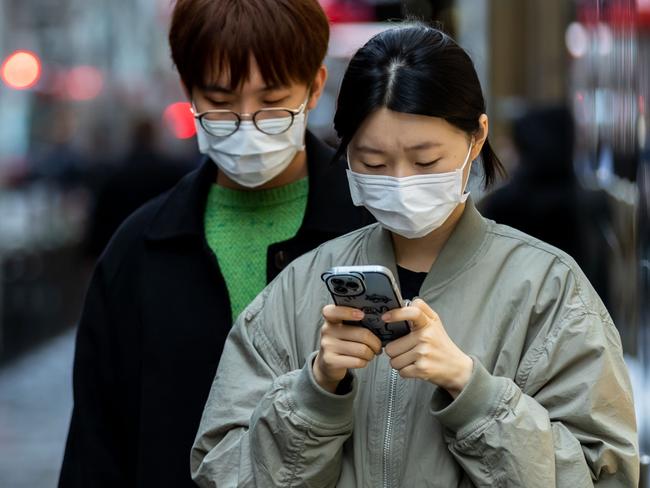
[391,162,416,178]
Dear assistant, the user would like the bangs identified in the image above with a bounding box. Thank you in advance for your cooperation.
[170,0,329,91]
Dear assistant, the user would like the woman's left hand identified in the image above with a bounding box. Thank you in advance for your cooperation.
[382,298,473,398]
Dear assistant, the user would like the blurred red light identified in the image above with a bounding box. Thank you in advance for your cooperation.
[163,102,196,139]
[640,0,650,27]
[320,0,374,22]
[65,66,104,101]
[1,51,42,89]
[640,95,646,116]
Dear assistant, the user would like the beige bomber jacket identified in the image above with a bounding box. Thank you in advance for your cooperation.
[191,201,639,487]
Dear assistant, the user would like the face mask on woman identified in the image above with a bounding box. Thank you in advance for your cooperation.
[195,100,308,188]
[346,140,474,239]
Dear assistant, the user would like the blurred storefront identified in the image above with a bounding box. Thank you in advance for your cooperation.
[486,0,650,479]
[562,1,649,481]
[577,1,649,483]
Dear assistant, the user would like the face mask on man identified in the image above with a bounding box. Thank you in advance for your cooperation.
[194,98,309,188]
[346,140,474,239]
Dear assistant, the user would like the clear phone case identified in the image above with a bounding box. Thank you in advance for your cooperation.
[321,265,411,345]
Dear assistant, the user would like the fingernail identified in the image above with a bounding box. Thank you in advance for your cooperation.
[382,313,391,321]
[353,310,364,319]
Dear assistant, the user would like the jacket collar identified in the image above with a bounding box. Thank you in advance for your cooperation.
[145,131,357,242]
[363,199,489,294]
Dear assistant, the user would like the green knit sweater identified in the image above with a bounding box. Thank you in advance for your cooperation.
[204,178,308,320]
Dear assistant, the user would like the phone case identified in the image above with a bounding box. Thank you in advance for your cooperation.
[321,265,411,345]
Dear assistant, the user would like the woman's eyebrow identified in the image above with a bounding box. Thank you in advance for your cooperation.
[405,141,442,151]
[354,145,386,155]
[354,141,443,154]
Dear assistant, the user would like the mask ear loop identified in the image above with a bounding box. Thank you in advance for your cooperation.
[459,137,475,197]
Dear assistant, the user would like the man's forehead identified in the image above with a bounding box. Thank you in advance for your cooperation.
[198,80,288,94]
[199,55,293,94]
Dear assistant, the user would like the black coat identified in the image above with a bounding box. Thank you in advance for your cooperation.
[59,132,372,487]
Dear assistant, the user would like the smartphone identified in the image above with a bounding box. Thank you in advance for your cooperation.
[321,265,411,345]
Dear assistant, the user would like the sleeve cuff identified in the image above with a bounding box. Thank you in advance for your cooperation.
[430,356,510,434]
[290,351,357,425]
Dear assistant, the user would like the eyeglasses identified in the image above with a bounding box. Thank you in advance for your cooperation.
[191,99,308,137]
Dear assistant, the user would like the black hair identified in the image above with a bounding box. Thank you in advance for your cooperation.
[334,23,505,187]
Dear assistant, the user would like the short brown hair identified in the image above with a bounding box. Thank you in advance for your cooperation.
[169,0,330,92]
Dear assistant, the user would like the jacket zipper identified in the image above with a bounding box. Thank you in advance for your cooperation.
[383,368,399,488]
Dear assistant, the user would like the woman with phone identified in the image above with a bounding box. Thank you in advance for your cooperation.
[191,24,638,487]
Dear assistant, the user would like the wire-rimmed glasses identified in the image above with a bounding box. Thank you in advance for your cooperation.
[191,100,307,137]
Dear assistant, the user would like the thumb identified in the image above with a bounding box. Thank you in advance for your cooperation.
[402,298,434,331]
[412,298,437,319]
[410,298,439,330]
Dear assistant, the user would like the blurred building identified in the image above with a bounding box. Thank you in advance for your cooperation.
[0,0,201,362]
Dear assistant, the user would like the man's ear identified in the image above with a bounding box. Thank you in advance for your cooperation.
[306,65,328,110]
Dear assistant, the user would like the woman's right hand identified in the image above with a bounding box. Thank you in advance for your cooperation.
[313,304,383,393]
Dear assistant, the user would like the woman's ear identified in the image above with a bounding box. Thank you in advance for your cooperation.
[470,114,489,161]
[307,65,328,110]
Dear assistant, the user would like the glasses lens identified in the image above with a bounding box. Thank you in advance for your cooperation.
[201,111,239,137]
[254,110,294,135]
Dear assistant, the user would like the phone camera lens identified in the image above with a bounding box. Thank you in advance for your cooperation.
[346,281,359,290]
[334,286,348,294]
[331,278,344,286]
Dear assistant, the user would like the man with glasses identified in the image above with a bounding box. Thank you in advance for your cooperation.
[59,1,370,487]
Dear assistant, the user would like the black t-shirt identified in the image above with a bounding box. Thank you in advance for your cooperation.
[397,266,428,301]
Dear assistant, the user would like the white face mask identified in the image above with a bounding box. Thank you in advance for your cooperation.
[194,102,308,188]
[346,141,474,239]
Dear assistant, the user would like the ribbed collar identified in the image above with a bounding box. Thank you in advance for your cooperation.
[206,177,308,209]
[363,199,489,295]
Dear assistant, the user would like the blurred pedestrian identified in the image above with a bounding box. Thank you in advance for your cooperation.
[85,115,194,259]
[480,106,610,304]
[59,1,371,487]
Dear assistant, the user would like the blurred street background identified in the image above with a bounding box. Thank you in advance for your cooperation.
[0,0,649,486]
